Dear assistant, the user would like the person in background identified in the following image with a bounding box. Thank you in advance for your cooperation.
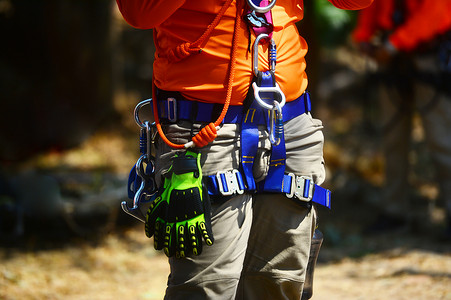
[353,0,451,238]
[117,0,373,299]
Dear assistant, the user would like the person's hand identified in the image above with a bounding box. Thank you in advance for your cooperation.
[145,151,214,258]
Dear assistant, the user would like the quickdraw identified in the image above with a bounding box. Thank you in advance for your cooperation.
[122,99,158,222]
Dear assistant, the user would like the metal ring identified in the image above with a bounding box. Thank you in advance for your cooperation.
[252,82,286,110]
[247,0,276,13]
[134,98,152,128]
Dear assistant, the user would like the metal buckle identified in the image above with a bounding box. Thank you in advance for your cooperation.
[167,97,177,122]
[216,170,244,196]
[286,173,314,202]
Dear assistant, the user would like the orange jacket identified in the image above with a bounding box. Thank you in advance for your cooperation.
[117,0,373,105]
[353,0,451,52]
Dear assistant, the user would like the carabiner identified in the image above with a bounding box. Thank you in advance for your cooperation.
[134,98,153,129]
[253,34,274,77]
[247,0,276,14]
[269,100,283,145]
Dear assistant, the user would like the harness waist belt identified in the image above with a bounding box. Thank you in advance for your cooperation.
[157,91,312,124]
[206,169,331,209]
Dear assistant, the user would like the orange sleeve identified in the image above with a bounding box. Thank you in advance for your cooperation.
[115,0,186,29]
[389,0,451,51]
[351,0,394,43]
[352,1,378,43]
[327,0,373,10]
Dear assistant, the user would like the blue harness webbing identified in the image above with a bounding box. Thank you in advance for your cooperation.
[157,89,311,125]
[205,170,332,209]
[156,90,332,209]
[256,71,286,193]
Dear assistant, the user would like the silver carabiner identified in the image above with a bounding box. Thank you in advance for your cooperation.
[269,100,283,145]
[247,0,276,13]
[253,34,271,77]
[134,98,153,129]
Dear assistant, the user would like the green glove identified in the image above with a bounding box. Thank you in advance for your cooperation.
[145,150,214,258]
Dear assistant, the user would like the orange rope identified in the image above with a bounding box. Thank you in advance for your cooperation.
[167,0,235,63]
[153,0,243,149]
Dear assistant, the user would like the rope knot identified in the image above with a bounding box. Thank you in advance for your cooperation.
[192,123,218,148]
[167,42,201,63]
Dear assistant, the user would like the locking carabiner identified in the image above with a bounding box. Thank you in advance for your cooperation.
[269,100,283,146]
[134,98,153,129]
[253,34,274,77]
[246,0,276,14]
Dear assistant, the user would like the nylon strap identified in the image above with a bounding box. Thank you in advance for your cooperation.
[240,99,262,191]
[259,71,286,192]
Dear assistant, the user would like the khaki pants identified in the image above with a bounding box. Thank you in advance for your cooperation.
[155,111,325,300]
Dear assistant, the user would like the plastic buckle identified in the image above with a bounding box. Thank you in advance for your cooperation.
[167,97,177,122]
[216,170,245,196]
[286,173,314,202]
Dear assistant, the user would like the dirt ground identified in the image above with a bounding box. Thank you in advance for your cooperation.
[0,220,450,300]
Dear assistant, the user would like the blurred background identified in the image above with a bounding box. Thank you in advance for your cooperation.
[0,0,449,299]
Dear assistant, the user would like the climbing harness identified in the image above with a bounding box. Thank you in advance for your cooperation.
[123,0,331,230]
[154,0,330,209]
[122,99,158,223]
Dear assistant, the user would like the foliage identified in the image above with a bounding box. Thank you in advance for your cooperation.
[312,0,358,47]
